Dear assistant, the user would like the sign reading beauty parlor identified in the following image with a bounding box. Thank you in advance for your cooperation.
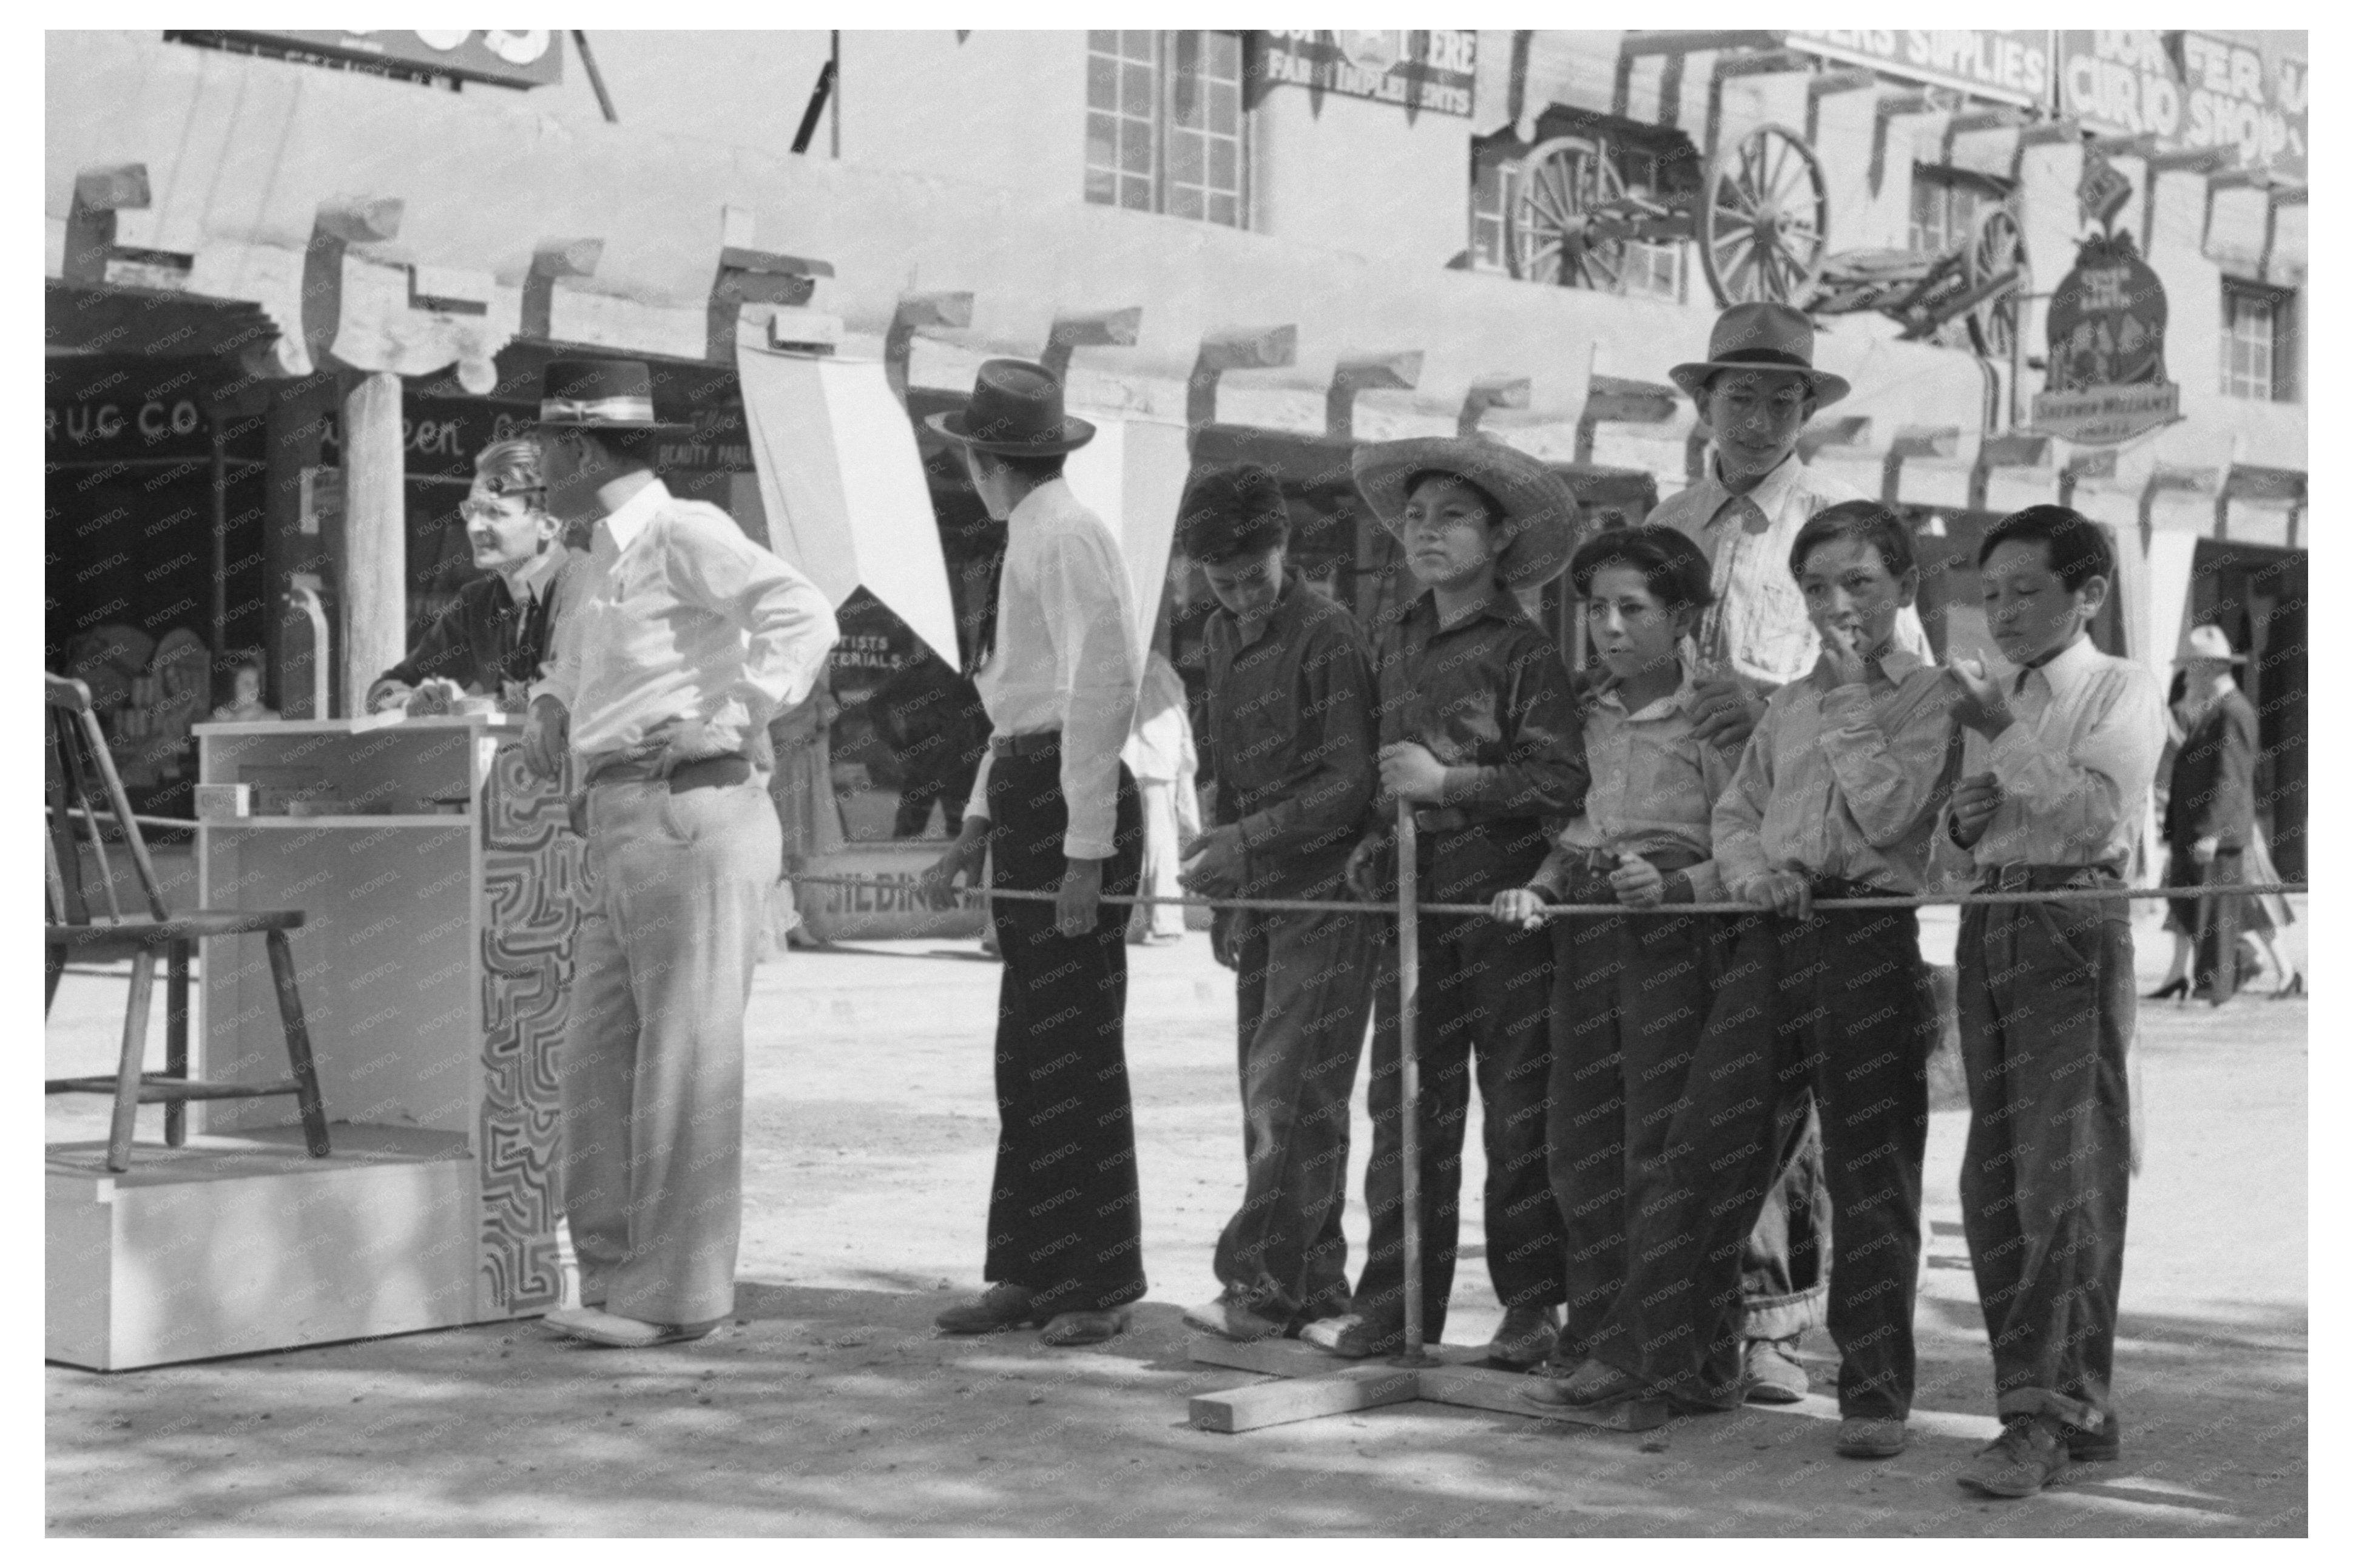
[1786,30,2054,108]
[1253,30,1477,117]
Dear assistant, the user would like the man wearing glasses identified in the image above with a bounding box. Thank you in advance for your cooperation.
[366,437,579,714]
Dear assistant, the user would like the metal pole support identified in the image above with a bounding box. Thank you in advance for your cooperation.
[1391,800,1436,1368]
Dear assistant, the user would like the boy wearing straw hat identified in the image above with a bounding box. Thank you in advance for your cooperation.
[1300,436,1587,1368]
[1942,505,2164,1496]
[1528,501,1954,1462]
[1173,463,1379,1342]
[916,359,1149,1349]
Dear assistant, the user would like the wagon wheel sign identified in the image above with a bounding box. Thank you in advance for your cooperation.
[1699,124,1829,309]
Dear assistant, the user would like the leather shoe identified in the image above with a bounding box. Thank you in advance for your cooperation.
[542,1306,717,1349]
[1834,1416,1908,1459]
[1298,1312,1402,1359]
[1743,1336,1809,1404]
[934,1282,1043,1335]
[2062,1415,2121,1462]
[1039,1307,1130,1347]
[1485,1303,1561,1370]
[1519,1356,1650,1408]
[1182,1292,1286,1342]
[1959,1414,2072,1497]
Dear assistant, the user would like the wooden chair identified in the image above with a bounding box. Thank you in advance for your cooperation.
[44,674,330,1172]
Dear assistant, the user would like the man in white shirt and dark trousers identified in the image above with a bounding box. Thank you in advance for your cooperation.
[519,357,840,1350]
[1944,505,2165,1497]
[919,360,1148,1348]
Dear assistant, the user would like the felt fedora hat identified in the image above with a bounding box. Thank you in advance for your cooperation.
[924,358,1096,455]
[534,357,692,433]
[1669,302,1851,409]
[1351,436,1581,590]
[2176,624,2247,664]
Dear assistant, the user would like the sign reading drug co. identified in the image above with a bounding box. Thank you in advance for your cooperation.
[1252,30,1477,117]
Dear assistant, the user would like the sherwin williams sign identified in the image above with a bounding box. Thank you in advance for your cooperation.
[2031,234,2179,446]
[1254,30,1476,117]
[1787,30,2052,107]
[2058,32,2306,178]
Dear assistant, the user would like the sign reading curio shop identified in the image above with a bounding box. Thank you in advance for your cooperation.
[2058,32,2306,179]
[1252,30,1476,117]
[2031,232,2180,445]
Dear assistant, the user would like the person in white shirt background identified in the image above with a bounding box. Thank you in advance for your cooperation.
[1123,649,1201,945]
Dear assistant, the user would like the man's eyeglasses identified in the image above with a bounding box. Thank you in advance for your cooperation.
[461,488,546,522]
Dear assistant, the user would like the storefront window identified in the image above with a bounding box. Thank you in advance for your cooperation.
[1909,166,2003,256]
[1085,30,1247,228]
[2221,280,2295,402]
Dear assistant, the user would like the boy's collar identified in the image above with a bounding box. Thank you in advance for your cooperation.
[1591,658,1696,717]
[2017,632,2099,695]
[1807,642,1925,689]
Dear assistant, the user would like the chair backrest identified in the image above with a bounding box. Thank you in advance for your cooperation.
[46,674,169,924]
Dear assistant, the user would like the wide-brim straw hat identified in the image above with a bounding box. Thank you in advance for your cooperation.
[534,357,694,434]
[1351,436,1580,590]
[923,357,1096,455]
[1668,301,1851,409]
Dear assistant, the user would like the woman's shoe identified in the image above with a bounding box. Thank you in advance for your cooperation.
[2273,971,2305,999]
[2144,978,2189,1001]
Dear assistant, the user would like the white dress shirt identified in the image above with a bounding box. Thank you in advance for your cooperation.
[1651,451,1933,689]
[1962,635,2166,870]
[963,476,1141,860]
[535,477,839,770]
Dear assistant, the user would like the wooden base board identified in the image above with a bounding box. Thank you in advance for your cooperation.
[47,1124,479,1371]
[1186,1334,1669,1433]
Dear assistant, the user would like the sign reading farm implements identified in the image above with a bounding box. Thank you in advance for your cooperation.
[1252,30,1476,118]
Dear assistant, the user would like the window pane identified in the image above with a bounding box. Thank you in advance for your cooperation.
[1084,167,1116,206]
[1208,81,1238,130]
[1206,30,1240,75]
[1208,137,1235,192]
[1169,186,1203,220]
[1123,30,1153,61]
[1086,112,1117,172]
[1089,30,1117,55]
[1121,175,1152,211]
[1121,117,1152,174]
[1087,53,1116,111]
[1169,129,1204,184]
[1208,192,1237,227]
[1122,61,1152,111]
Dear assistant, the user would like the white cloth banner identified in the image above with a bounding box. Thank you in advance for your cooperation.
[1062,414,1193,664]
[736,346,960,669]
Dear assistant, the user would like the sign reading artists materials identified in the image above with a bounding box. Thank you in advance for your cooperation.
[1786,30,2053,108]
[2031,231,2179,445]
[1252,30,1477,117]
[2057,32,2306,178]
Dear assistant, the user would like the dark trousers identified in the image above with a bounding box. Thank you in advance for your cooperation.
[1599,901,1934,1418]
[894,757,979,838]
[1354,912,1560,1342]
[1958,882,2134,1436]
[981,750,1147,1315]
[1213,908,1376,1325]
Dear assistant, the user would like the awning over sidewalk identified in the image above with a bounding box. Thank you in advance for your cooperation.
[737,345,960,668]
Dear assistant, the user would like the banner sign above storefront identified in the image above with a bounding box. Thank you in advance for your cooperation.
[2032,232,2180,445]
[187,30,564,89]
[1253,30,1477,117]
[1786,30,2053,108]
[2056,32,2306,178]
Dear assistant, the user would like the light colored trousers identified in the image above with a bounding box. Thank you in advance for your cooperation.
[1127,779,1187,941]
[563,780,780,1325]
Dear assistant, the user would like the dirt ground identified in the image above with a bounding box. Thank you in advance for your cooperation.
[46,904,2306,1536]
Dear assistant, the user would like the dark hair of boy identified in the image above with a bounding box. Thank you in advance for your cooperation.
[1177,463,1292,563]
[1567,523,1717,612]
[1789,498,1919,580]
[1977,502,2115,590]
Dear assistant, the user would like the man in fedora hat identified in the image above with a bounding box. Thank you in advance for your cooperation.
[1301,436,1587,1368]
[1649,299,1936,1404]
[916,359,1149,1348]
[521,356,839,1348]
[2152,621,2277,1001]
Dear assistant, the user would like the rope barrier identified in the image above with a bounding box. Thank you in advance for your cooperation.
[785,870,2304,921]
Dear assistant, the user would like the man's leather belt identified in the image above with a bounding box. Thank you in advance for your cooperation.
[991,730,1061,758]
[1978,862,2120,892]
[586,754,754,792]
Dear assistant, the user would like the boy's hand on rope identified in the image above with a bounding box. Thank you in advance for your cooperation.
[1490,887,1549,930]
[1745,868,1813,921]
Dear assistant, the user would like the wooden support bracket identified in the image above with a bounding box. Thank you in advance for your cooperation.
[1187,324,1296,431]
[521,237,603,341]
[1041,305,1143,383]
[707,246,833,362]
[1968,432,2050,511]
[1459,374,1530,437]
[883,291,974,406]
[1881,424,1960,505]
[1871,90,1957,197]
[1704,49,1813,156]
[1576,374,1679,464]
[1804,69,1877,144]
[1326,350,1423,440]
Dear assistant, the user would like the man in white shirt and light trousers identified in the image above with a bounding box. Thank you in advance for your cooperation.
[919,359,1149,1348]
[519,357,840,1349]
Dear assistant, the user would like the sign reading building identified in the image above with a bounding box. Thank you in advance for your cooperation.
[2031,232,2180,445]
[1786,30,2053,107]
[2057,31,2306,178]
[172,30,564,89]
[1252,30,1476,118]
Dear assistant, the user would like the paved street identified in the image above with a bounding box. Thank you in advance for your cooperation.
[46,904,2306,1536]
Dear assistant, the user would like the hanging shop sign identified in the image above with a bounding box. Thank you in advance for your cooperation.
[1785,30,2053,109]
[2057,32,2306,179]
[2031,231,2179,445]
[1252,30,1477,117]
[173,30,564,89]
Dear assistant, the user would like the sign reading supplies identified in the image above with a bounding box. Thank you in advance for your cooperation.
[2031,233,2179,446]
[1787,30,2052,107]
[2057,32,2306,178]
[1253,30,1476,117]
